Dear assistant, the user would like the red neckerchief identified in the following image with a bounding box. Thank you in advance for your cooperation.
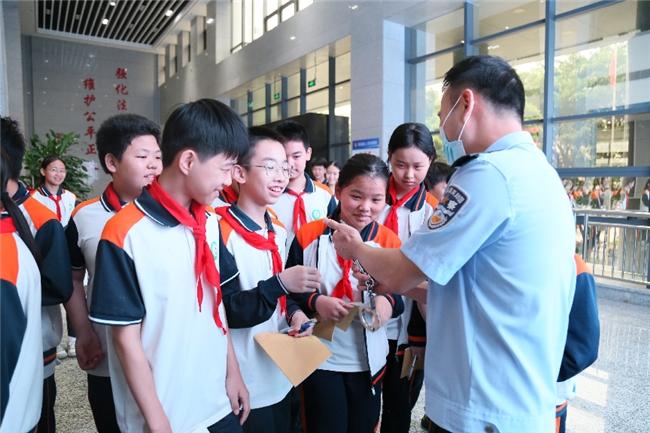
[217,207,286,315]
[0,216,16,233]
[332,254,354,301]
[287,188,307,234]
[40,186,63,221]
[383,176,419,235]
[220,186,238,205]
[103,183,124,212]
[147,180,226,333]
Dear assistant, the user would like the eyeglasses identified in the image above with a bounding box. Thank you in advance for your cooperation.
[243,163,290,178]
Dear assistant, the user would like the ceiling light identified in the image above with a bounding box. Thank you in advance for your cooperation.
[349,4,358,10]
[165,9,174,17]
[102,18,109,25]
[290,35,296,40]
[505,25,510,30]
[487,44,500,50]
[206,17,215,25]
[109,1,116,6]
[89,53,95,58]
[44,76,48,80]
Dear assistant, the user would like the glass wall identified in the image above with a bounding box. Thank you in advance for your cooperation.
[409,0,650,209]
[231,0,314,52]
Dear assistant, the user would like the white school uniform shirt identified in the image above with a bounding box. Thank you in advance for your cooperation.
[289,219,402,384]
[402,131,576,433]
[219,205,293,409]
[0,224,43,433]
[270,174,337,247]
[31,186,76,227]
[66,189,122,377]
[377,182,437,345]
[89,189,238,433]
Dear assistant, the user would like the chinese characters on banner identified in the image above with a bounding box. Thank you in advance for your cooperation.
[83,77,96,155]
[115,67,128,112]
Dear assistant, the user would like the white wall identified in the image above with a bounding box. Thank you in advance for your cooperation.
[1,1,26,126]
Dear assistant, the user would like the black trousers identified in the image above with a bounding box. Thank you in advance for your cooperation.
[208,412,244,433]
[243,389,292,433]
[87,374,120,433]
[37,374,56,433]
[303,370,381,433]
[380,339,425,433]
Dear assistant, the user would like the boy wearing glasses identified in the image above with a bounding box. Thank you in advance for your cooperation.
[217,127,321,433]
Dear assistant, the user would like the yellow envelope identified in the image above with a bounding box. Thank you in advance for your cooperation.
[254,333,331,386]
[400,347,425,379]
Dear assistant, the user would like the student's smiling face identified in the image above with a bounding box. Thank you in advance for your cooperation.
[284,140,311,181]
[235,139,289,206]
[41,159,66,187]
[336,174,387,231]
[108,134,161,199]
[186,152,237,205]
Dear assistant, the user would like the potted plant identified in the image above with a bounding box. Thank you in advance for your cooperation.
[20,130,91,199]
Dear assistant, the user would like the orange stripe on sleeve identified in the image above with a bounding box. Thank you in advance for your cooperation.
[0,234,19,286]
[71,196,101,218]
[22,197,57,230]
[101,205,145,248]
[373,225,402,249]
[295,220,327,249]
[218,218,234,246]
[425,192,439,209]
[574,254,592,276]
[314,181,332,195]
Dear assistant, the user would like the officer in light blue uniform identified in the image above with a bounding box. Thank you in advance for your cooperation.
[326,56,576,433]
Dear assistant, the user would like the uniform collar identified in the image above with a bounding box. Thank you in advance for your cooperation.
[386,177,428,212]
[100,188,126,213]
[325,206,378,242]
[133,188,182,227]
[485,131,534,153]
[38,185,63,197]
[286,173,315,194]
[11,182,30,206]
[226,204,275,233]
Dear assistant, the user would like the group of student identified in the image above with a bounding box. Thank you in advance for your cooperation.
[1,96,595,433]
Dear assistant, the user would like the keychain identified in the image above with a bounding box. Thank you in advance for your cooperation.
[354,259,380,331]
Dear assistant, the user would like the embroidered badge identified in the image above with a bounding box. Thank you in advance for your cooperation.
[312,209,322,219]
[427,185,469,230]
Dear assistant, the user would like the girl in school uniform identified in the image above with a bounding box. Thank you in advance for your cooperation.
[287,153,404,433]
[0,144,43,433]
[31,156,76,228]
[378,122,437,433]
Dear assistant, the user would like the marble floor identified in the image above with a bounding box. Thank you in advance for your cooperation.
[55,297,650,433]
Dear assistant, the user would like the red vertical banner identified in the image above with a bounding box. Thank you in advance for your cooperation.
[115,67,128,112]
[83,77,97,155]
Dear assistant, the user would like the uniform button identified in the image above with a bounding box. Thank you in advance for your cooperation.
[484,426,494,433]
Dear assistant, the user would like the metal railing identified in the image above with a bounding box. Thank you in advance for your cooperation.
[575,209,650,286]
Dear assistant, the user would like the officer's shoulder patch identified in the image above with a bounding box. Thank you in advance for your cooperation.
[427,185,469,230]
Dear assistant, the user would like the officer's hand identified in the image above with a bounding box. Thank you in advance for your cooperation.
[278,266,321,293]
[315,295,354,322]
[324,219,363,259]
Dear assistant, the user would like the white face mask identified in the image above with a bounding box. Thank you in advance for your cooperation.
[440,94,472,164]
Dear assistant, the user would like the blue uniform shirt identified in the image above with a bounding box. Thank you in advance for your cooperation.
[402,131,576,433]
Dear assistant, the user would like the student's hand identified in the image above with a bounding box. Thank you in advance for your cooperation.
[226,368,250,425]
[352,269,390,295]
[315,295,353,322]
[288,311,314,338]
[324,218,363,259]
[278,265,321,293]
[375,295,393,327]
[75,327,104,370]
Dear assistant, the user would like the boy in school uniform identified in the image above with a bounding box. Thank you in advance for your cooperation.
[217,126,321,433]
[272,121,336,246]
[66,113,161,433]
[89,99,250,433]
[1,117,102,433]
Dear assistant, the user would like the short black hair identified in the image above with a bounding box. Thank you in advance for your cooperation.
[424,162,454,190]
[388,122,436,160]
[96,114,161,174]
[311,157,328,169]
[327,160,341,170]
[275,120,310,150]
[443,55,525,123]
[239,126,286,166]
[0,117,26,180]
[337,153,389,190]
[161,99,248,167]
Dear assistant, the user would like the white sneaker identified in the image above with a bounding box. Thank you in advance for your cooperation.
[67,337,77,357]
[56,345,68,360]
